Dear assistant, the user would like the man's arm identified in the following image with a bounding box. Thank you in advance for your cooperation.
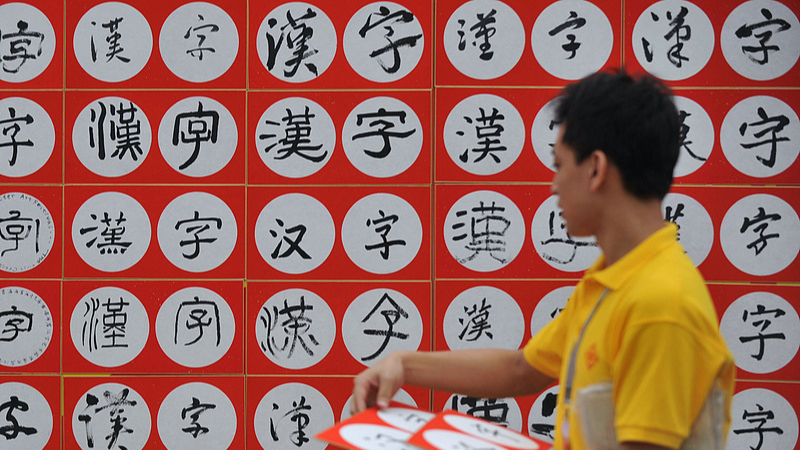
[351,348,554,414]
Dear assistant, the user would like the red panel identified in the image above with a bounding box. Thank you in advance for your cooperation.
[63,185,245,278]
[248,0,432,90]
[624,0,800,87]
[65,90,245,184]
[246,280,431,376]
[247,185,431,281]
[65,0,247,89]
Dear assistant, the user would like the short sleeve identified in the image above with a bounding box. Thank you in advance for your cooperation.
[523,306,571,379]
[613,321,730,448]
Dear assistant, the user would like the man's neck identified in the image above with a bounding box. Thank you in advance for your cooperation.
[594,198,665,267]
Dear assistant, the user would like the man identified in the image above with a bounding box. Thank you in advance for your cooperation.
[351,70,735,450]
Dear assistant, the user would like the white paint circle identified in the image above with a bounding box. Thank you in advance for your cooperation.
[255,97,335,178]
[443,190,525,272]
[72,96,152,177]
[69,286,149,367]
[73,2,152,82]
[343,1,424,83]
[443,94,525,176]
[720,193,800,276]
[531,195,600,272]
[720,291,800,374]
[341,193,423,274]
[255,288,335,370]
[157,191,237,273]
[155,286,236,368]
[254,193,335,274]
[342,288,423,366]
[157,96,238,177]
[0,381,53,450]
[442,0,524,80]
[256,3,336,83]
[156,382,237,450]
[159,2,239,83]
[443,285,524,351]
[531,0,614,80]
[631,0,714,80]
[341,96,423,178]
[721,0,800,81]
[0,97,55,177]
[0,3,56,83]
[71,191,151,272]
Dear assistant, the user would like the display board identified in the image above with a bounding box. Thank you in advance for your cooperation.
[0,0,798,449]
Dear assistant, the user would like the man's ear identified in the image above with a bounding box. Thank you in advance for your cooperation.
[588,150,608,192]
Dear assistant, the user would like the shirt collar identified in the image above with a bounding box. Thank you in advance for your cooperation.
[584,223,678,291]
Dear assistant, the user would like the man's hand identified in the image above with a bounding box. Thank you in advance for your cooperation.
[351,351,408,415]
[350,348,554,416]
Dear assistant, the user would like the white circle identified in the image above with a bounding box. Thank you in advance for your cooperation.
[424,430,506,450]
[72,96,152,177]
[531,0,614,80]
[254,193,335,274]
[253,383,333,450]
[339,424,413,450]
[444,395,523,431]
[340,389,417,421]
[721,0,800,81]
[71,191,151,272]
[157,96,238,177]
[0,3,56,83]
[720,95,800,178]
[72,382,151,450]
[662,193,714,266]
[256,3,336,83]
[255,288,335,370]
[343,2,424,83]
[720,193,800,276]
[720,291,800,374]
[530,97,560,173]
[159,2,239,83]
[0,192,55,273]
[442,0,525,80]
[673,95,714,178]
[342,97,423,178]
[157,191,237,273]
[530,286,572,337]
[0,97,55,178]
[443,94,525,176]
[631,0,714,80]
[342,288,424,366]
[727,388,799,450]
[443,285,524,351]
[443,190,525,272]
[527,385,560,443]
[531,195,600,272]
[73,2,152,83]
[0,382,53,450]
[0,286,53,367]
[70,286,149,367]
[155,287,236,368]
[443,413,541,449]
[255,97,335,178]
[376,407,435,432]
[341,193,423,274]
[157,382,237,450]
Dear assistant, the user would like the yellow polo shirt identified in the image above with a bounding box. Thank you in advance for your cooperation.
[524,223,734,450]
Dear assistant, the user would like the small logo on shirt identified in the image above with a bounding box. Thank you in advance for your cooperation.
[585,343,599,370]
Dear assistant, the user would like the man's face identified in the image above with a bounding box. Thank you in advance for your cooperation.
[550,126,597,237]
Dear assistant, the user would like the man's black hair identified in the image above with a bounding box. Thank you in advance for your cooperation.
[554,69,680,200]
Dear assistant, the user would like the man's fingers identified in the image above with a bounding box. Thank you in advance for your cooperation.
[375,374,398,409]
